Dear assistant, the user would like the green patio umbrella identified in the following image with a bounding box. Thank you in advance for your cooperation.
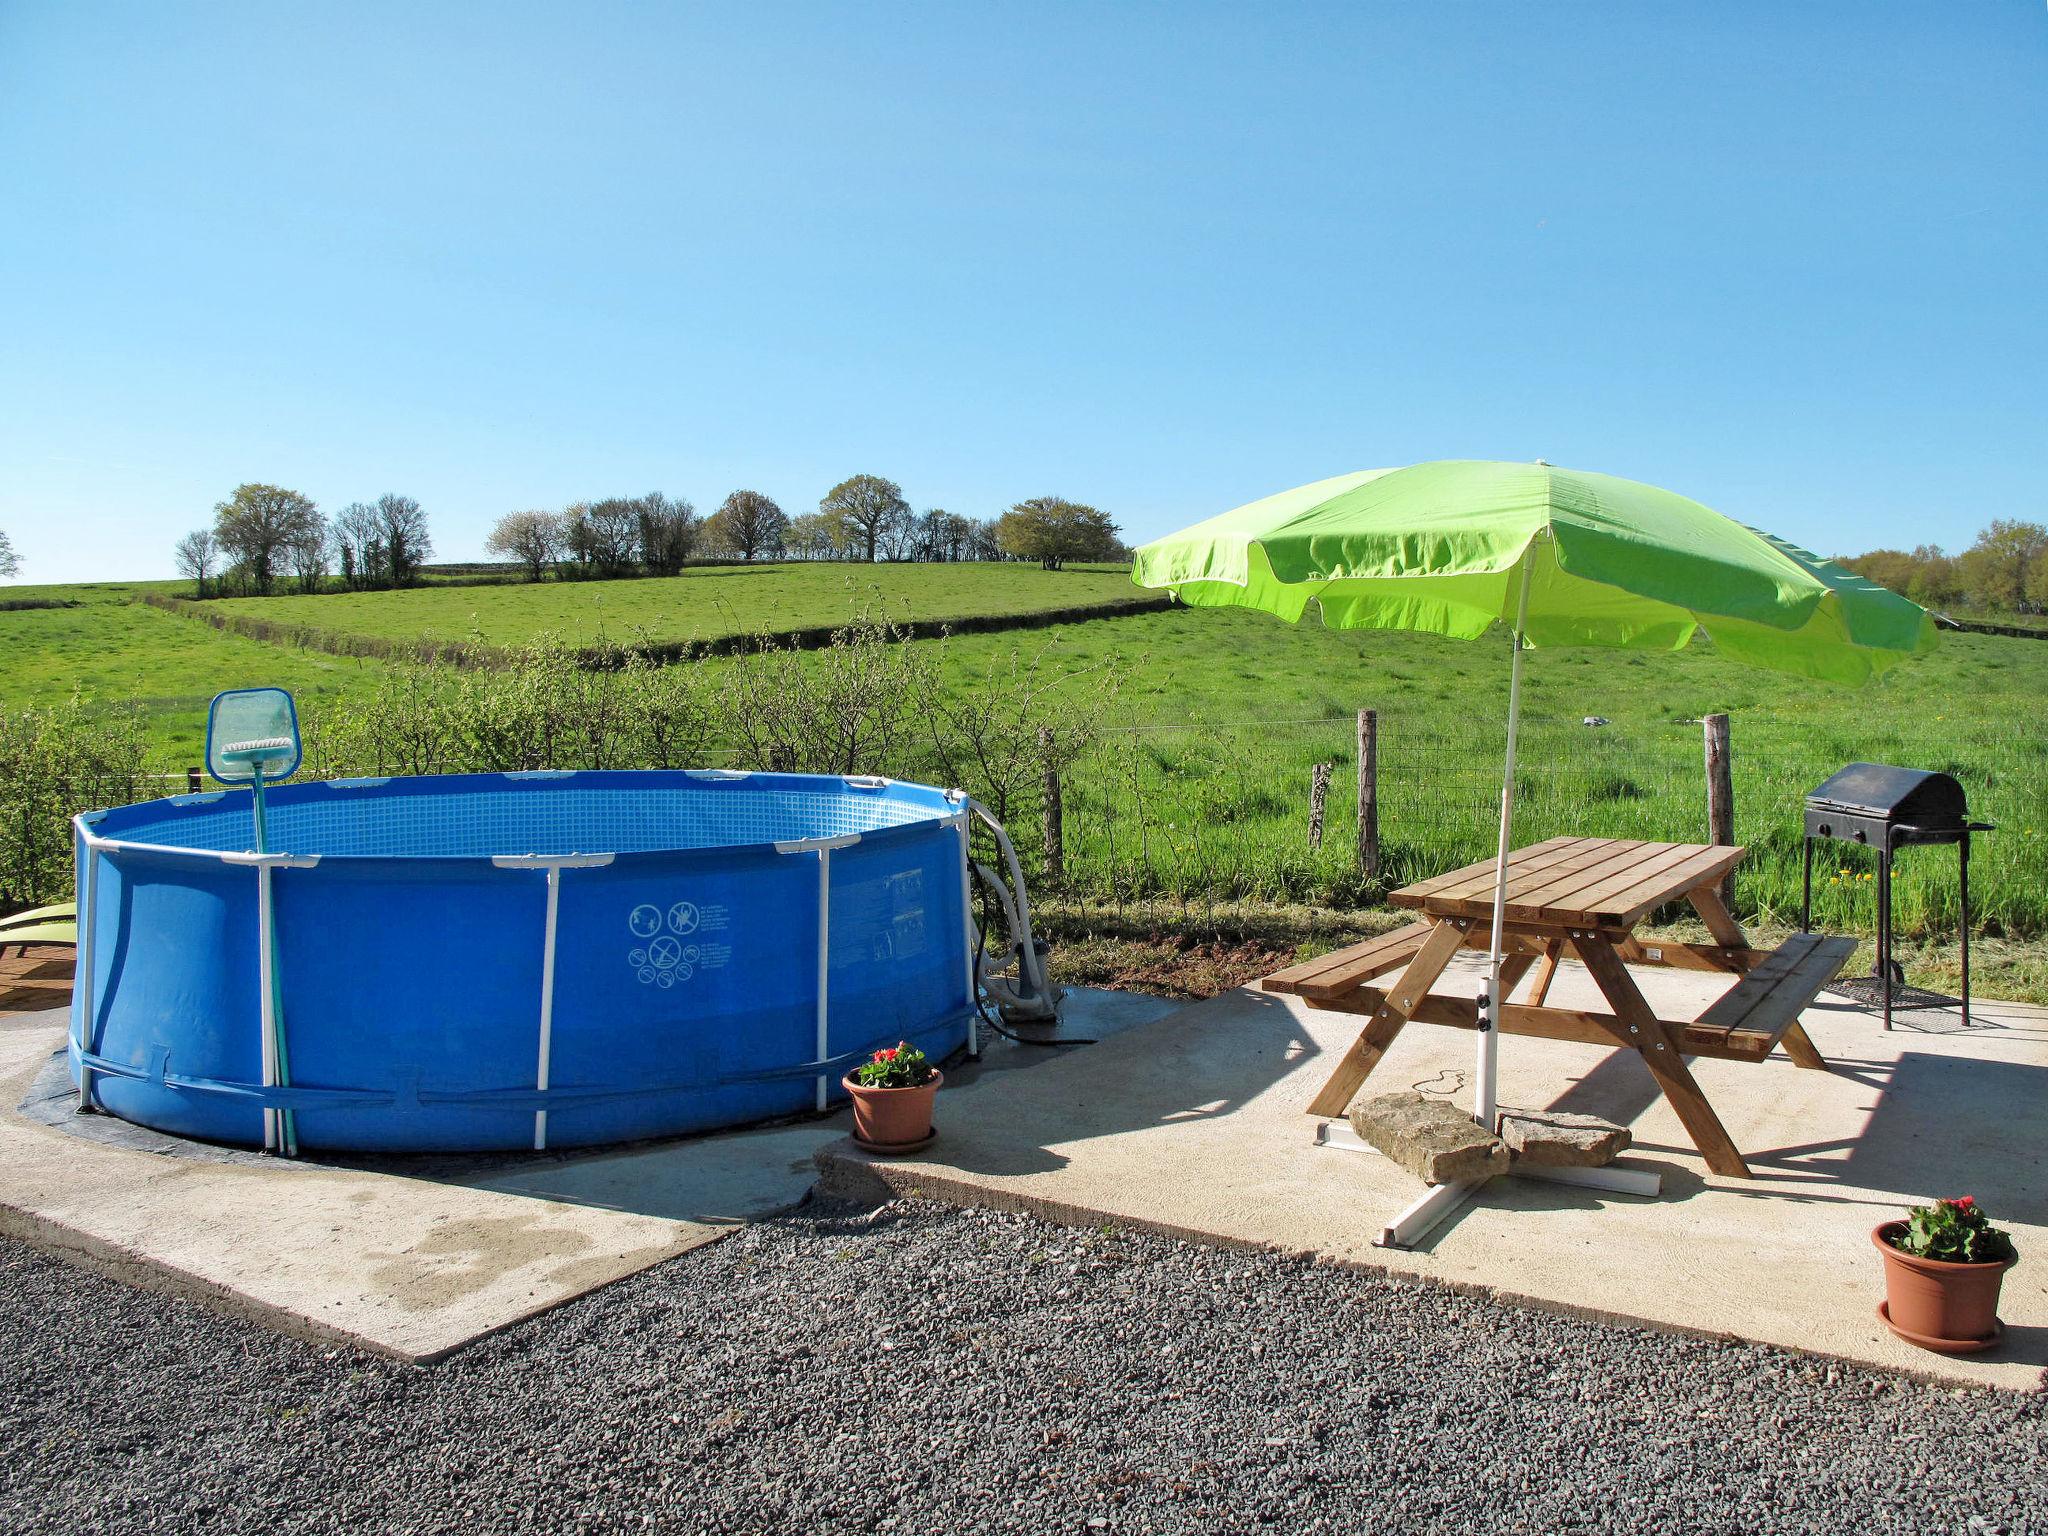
[1132,459,1937,1236]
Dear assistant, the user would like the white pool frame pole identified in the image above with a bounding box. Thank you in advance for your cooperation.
[954,805,979,1058]
[73,840,99,1111]
[491,852,613,1152]
[256,858,283,1154]
[534,865,561,1150]
[815,845,832,1112]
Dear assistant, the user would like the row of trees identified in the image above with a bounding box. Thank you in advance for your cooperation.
[164,475,1127,598]
[1844,519,2048,616]
[484,476,1125,582]
[174,486,433,597]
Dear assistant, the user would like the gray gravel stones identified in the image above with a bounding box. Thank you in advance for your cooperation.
[2,1198,2044,1535]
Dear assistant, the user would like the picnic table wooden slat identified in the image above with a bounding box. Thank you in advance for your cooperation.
[1262,921,1434,998]
[1523,841,1720,925]
[1392,836,1589,905]
[1693,933,1858,1046]
[1396,838,1655,920]
[1390,837,1639,914]
[1609,845,1749,926]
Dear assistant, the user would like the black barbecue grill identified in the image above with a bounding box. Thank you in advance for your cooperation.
[1800,763,1992,1029]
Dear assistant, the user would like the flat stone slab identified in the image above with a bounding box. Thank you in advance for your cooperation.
[1351,1091,1507,1184]
[1500,1109,1631,1168]
[818,953,2048,1392]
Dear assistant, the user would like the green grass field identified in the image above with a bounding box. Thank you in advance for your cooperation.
[0,586,387,751]
[205,561,1149,650]
[8,569,2045,970]
[921,605,2048,944]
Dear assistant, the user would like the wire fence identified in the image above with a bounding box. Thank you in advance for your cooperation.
[1027,712,2046,940]
[6,692,2042,943]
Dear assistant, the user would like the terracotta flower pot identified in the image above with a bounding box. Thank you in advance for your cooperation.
[1873,1221,2014,1353]
[843,1070,942,1153]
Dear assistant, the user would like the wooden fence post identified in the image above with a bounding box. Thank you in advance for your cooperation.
[1309,762,1332,850]
[1038,726,1064,883]
[1356,709,1379,879]
[1703,713,1734,909]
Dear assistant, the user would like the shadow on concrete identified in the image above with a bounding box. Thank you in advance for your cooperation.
[1745,1051,2048,1225]
[898,988,1316,1179]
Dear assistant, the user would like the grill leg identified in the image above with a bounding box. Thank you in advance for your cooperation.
[1800,838,1813,934]
[1879,848,1893,1031]
[1960,834,1971,1029]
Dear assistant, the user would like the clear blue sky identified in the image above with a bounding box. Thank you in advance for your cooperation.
[2,1,2042,585]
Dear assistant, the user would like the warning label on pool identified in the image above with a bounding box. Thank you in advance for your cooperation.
[626,900,730,987]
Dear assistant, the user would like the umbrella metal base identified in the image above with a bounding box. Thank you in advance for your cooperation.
[1312,1119,1663,1248]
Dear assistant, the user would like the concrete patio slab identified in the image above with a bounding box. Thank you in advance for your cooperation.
[819,954,2048,1391]
[0,1013,790,1359]
[0,986,1162,1360]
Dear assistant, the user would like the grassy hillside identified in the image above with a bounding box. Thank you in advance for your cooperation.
[0,587,385,752]
[949,606,2045,942]
[204,562,1147,650]
[6,569,2043,962]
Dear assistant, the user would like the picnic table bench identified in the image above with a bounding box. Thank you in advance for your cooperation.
[1266,836,1857,1178]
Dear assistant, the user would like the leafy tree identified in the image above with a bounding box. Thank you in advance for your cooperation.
[818,474,909,563]
[172,529,217,597]
[964,516,1005,562]
[2027,545,2048,612]
[785,511,841,561]
[557,501,634,581]
[331,502,385,589]
[286,511,331,593]
[636,492,698,576]
[212,483,320,595]
[707,490,789,561]
[876,503,918,561]
[913,509,971,562]
[995,497,1121,570]
[375,494,432,587]
[485,510,566,581]
[1958,519,2048,612]
[0,527,18,579]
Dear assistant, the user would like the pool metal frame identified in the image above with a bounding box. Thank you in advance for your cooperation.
[70,772,985,1155]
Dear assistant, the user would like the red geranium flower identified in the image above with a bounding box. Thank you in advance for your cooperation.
[1953,1195,1976,1211]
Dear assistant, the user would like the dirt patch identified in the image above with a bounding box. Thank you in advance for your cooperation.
[0,947,71,1019]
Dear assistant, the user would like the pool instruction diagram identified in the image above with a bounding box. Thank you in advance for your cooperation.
[626,899,732,988]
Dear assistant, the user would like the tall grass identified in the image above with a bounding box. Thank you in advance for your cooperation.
[7,616,2042,948]
[1043,712,2046,940]
[0,696,151,908]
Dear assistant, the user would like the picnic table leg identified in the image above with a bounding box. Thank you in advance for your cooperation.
[1775,1021,1829,1071]
[1306,918,1472,1119]
[1686,885,1750,952]
[1569,935,1754,1179]
[1525,939,1564,1007]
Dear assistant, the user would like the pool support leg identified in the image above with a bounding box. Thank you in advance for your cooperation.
[252,771,297,1157]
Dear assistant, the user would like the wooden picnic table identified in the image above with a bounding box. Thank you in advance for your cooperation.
[1265,836,1858,1178]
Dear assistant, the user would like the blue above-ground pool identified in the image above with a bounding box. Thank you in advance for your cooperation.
[69,771,976,1153]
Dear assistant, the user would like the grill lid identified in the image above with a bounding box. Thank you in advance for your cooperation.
[1806,762,1967,826]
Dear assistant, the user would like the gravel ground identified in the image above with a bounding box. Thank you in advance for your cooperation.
[2,1196,2042,1536]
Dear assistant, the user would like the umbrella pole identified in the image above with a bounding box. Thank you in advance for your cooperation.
[1371,557,1535,1251]
[1476,556,1534,1133]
